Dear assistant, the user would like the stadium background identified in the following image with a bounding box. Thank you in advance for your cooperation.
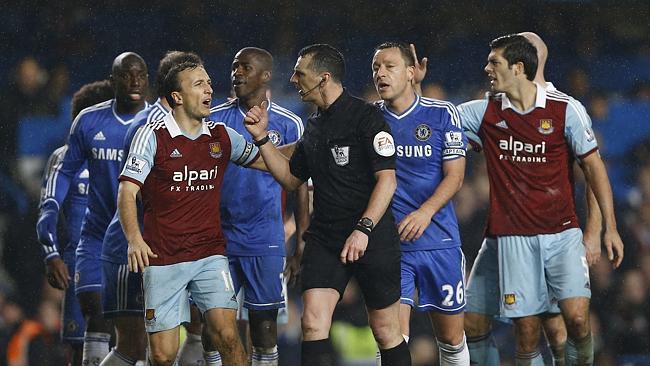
[0,1,649,365]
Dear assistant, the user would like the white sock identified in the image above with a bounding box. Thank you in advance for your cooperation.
[100,349,136,366]
[204,350,222,366]
[252,346,279,366]
[83,332,111,366]
[376,335,409,366]
[438,333,470,366]
[177,332,205,365]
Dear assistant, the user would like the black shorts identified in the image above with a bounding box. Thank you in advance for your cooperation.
[300,234,401,310]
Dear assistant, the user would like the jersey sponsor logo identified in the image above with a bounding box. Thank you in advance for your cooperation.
[209,142,222,158]
[331,145,350,166]
[496,120,509,129]
[172,165,218,190]
[125,156,146,174]
[91,148,124,161]
[396,144,432,157]
[538,119,554,135]
[170,148,182,158]
[77,182,88,195]
[498,136,547,163]
[415,124,432,141]
[93,131,106,141]
[445,131,464,148]
[373,131,395,157]
[268,130,282,146]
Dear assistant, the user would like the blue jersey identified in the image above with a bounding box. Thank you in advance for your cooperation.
[101,100,169,264]
[209,99,303,256]
[378,95,467,251]
[40,146,89,261]
[43,99,144,244]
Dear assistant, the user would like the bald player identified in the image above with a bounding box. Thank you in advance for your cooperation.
[41,52,149,365]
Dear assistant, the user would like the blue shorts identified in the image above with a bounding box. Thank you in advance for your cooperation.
[229,255,286,311]
[61,250,84,344]
[142,255,238,333]
[400,248,466,314]
[465,237,564,317]
[498,228,591,318]
[74,236,103,294]
[102,260,144,317]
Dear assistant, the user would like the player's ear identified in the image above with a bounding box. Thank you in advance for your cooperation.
[262,70,271,82]
[171,91,182,106]
[406,65,415,83]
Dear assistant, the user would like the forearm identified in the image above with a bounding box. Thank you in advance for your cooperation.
[584,184,602,236]
[361,170,397,224]
[117,183,144,243]
[582,155,617,231]
[420,172,464,217]
[293,183,310,255]
[255,143,303,191]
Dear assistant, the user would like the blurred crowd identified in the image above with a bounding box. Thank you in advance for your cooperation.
[1,1,650,365]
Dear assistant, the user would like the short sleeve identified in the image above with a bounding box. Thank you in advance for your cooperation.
[440,105,468,160]
[225,126,259,166]
[119,125,157,186]
[289,140,310,182]
[360,107,396,172]
[457,99,488,148]
[564,99,598,159]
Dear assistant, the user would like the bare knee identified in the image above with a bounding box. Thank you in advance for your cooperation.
[464,312,492,338]
[564,313,590,339]
[301,310,331,340]
[149,349,176,366]
[542,314,567,348]
[514,317,542,353]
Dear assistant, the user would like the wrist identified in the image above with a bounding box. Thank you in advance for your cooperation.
[355,217,374,236]
[253,134,270,146]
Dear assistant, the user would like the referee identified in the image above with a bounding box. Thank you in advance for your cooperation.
[243,44,411,366]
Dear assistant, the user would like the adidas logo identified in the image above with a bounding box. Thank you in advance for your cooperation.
[93,131,106,141]
[496,120,508,129]
[170,148,182,158]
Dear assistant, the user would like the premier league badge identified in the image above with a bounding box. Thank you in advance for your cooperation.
[209,142,222,158]
[415,124,432,141]
[331,145,350,166]
[538,119,554,135]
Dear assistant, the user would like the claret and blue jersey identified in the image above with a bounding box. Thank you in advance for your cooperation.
[378,95,467,251]
[209,99,303,257]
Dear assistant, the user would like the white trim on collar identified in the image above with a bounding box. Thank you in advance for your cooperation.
[500,82,547,111]
[382,95,420,120]
[164,113,212,138]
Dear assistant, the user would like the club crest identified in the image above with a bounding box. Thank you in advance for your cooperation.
[415,124,432,141]
[209,142,222,158]
[538,119,554,135]
[268,130,282,146]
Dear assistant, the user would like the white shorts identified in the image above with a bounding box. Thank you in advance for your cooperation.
[143,255,238,332]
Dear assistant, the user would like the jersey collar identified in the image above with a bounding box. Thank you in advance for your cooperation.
[381,94,420,120]
[500,82,547,112]
[163,113,211,138]
[112,99,149,125]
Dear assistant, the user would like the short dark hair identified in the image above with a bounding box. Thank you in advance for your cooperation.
[374,42,415,67]
[71,80,114,119]
[298,44,345,83]
[489,34,538,81]
[163,62,201,108]
[156,51,203,97]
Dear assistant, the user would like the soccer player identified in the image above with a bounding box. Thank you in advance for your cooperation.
[457,34,624,366]
[209,47,309,366]
[372,42,470,366]
[100,51,208,366]
[39,52,149,365]
[37,79,114,366]
[118,61,267,365]
[244,44,411,366]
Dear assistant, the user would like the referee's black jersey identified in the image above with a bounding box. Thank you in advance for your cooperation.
[289,90,397,247]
